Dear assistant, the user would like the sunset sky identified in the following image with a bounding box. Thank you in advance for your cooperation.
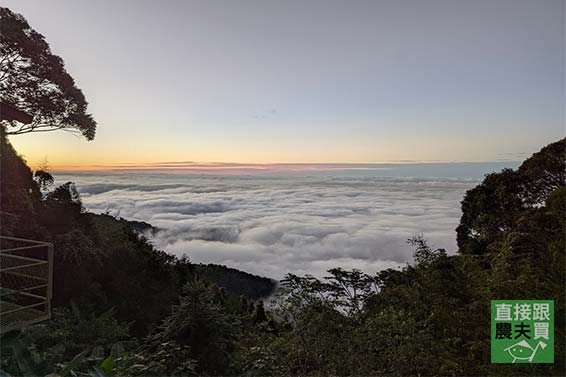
[2,0,564,170]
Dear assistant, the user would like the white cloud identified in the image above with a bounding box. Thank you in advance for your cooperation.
[56,173,477,279]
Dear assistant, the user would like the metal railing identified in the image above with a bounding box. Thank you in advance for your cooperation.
[0,236,53,333]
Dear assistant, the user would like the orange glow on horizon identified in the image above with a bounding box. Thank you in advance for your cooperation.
[47,162,397,174]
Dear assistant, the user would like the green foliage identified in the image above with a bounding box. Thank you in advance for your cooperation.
[517,139,566,205]
[240,249,485,376]
[0,7,96,139]
[38,305,131,356]
[140,280,240,375]
[0,307,130,377]
[280,267,377,318]
[409,234,447,265]
[457,168,524,255]
[457,138,565,255]
[124,341,197,377]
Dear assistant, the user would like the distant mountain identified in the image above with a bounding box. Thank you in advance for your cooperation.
[194,263,276,299]
[126,219,157,235]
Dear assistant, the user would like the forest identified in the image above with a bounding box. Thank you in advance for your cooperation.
[1,6,565,377]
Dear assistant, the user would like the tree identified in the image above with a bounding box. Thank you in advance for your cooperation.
[408,234,447,265]
[280,268,377,318]
[33,170,53,190]
[0,7,96,139]
[143,280,239,375]
[457,138,566,256]
[517,138,566,205]
[456,168,524,255]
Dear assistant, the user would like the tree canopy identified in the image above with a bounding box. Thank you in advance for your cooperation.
[0,7,96,139]
[457,138,565,255]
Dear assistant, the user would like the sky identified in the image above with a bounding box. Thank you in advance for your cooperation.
[2,0,564,169]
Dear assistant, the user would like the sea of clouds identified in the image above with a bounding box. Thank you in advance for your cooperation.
[53,168,491,279]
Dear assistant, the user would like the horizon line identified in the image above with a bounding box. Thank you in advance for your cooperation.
[46,160,523,174]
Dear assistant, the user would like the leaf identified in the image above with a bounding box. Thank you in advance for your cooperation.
[99,356,115,374]
[58,349,90,377]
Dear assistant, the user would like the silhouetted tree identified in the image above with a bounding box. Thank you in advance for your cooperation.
[457,168,524,255]
[517,138,566,205]
[0,7,96,139]
[409,234,447,265]
[34,170,54,190]
[145,280,239,375]
[457,138,565,255]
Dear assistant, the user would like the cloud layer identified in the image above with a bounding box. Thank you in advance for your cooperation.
[56,173,477,279]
